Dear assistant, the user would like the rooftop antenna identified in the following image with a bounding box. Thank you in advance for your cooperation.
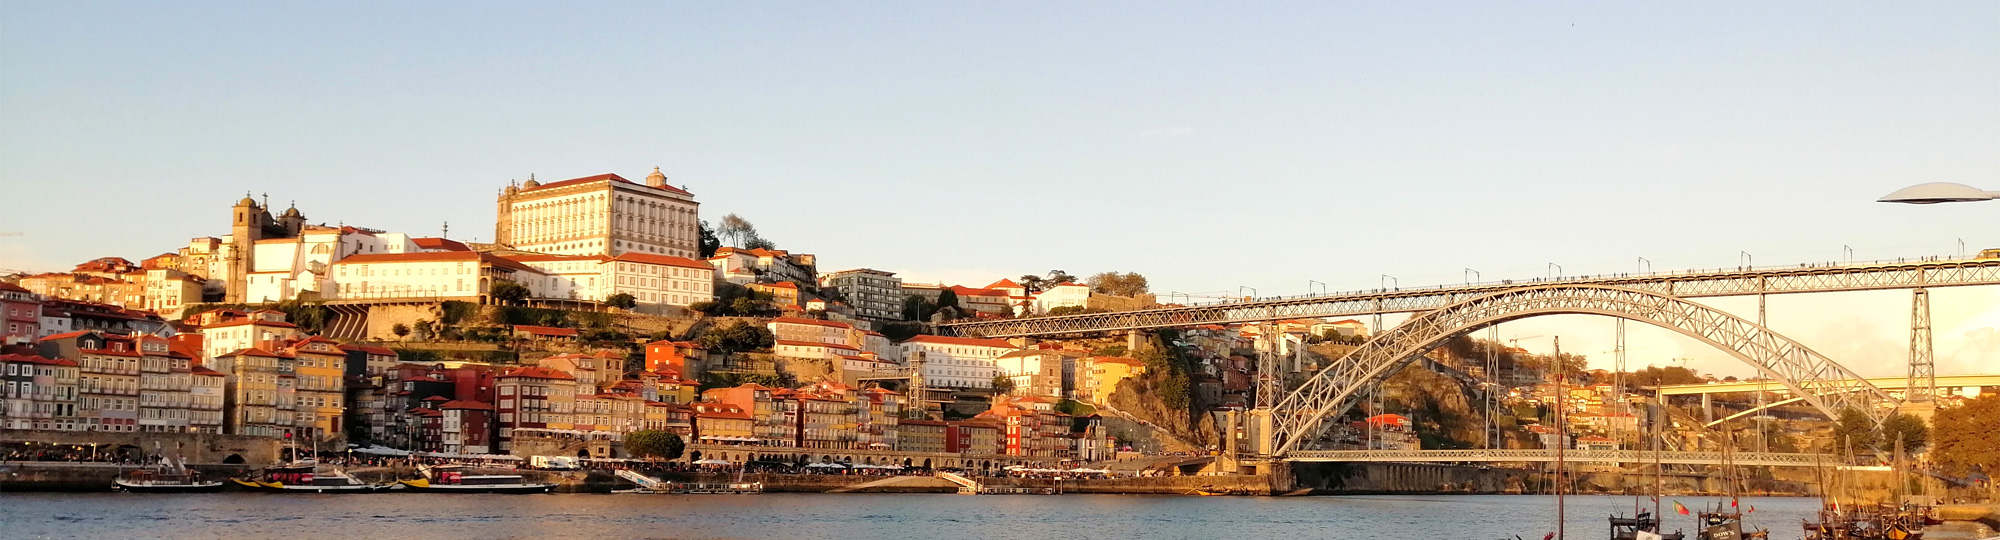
[442,222,450,238]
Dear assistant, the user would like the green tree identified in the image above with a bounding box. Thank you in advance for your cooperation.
[717,213,754,247]
[1046,305,1088,316]
[936,289,959,310]
[605,293,638,309]
[1087,271,1150,297]
[624,430,685,460]
[412,319,436,341]
[991,374,1016,395]
[1831,407,1881,452]
[696,320,775,352]
[1880,413,1929,453]
[489,279,531,305]
[900,295,932,321]
[1628,365,1706,387]
[1931,395,2000,476]
[1054,399,1096,417]
[391,323,411,339]
[697,220,722,258]
[1017,275,1047,295]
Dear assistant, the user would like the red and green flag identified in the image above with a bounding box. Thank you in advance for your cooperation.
[1673,501,1690,515]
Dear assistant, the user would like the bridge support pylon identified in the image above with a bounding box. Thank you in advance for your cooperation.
[1905,288,1937,409]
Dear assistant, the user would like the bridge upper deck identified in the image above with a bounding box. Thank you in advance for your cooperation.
[942,258,2000,338]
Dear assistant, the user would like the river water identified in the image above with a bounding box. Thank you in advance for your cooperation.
[0,493,1825,540]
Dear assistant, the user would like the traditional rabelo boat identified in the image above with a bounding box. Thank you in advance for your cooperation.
[232,462,392,493]
[397,463,557,494]
[113,456,225,493]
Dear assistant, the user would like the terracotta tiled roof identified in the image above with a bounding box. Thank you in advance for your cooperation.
[411,237,471,251]
[769,317,853,330]
[439,400,493,410]
[219,347,288,358]
[38,330,94,341]
[521,172,693,196]
[0,353,76,366]
[499,366,575,380]
[945,285,1008,297]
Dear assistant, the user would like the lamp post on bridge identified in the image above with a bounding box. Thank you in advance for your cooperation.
[1308,280,1326,296]
[1463,268,1479,286]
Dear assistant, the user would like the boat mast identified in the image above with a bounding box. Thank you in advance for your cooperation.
[1552,337,1565,540]
[1724,429,1739,511]
[1652,400,1663,525]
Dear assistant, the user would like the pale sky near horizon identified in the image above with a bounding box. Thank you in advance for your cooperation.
[2,2,1995,378]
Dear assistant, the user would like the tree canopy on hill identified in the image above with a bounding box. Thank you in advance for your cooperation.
[1087,271,1150,297]
[1931,395,1999,476]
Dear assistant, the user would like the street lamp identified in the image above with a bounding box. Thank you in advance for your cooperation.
[1877,182,1998,205]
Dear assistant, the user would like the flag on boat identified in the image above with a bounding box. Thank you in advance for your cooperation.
[1674,501,1690,515]
[1730,498,1739,508]
[1542,533,1554,540]
[1746,505,1754,513]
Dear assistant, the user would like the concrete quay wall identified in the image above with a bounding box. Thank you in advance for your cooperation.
[0,429,283,465]
[1,461,254,492]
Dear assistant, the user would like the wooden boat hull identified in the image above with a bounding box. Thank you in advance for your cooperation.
[114,479,227,493]
[399,479,556,494]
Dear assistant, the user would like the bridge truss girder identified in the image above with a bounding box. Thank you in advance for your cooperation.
[1269,285,1898,456]
[941,259,2000,339]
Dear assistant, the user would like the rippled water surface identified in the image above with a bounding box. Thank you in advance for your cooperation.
[0,492,1826,540]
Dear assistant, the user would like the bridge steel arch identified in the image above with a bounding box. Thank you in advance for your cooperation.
[1268,284,1897,456]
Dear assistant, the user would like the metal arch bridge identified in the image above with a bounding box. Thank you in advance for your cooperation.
[1263,284,1898,456]
[1285,449,1825,467]
[939,258,2000,338]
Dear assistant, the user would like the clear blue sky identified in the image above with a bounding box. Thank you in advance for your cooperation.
[3,2,1996,377]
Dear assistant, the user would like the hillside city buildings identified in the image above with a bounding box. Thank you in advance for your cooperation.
[5,165,1414,464]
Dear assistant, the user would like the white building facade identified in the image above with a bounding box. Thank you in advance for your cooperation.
[898,335,1019,390]
[495,169,701,259]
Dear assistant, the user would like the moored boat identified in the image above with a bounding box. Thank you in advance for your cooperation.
[398,464,557,494]
[113,457,225,493]
[233,463,392,493]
